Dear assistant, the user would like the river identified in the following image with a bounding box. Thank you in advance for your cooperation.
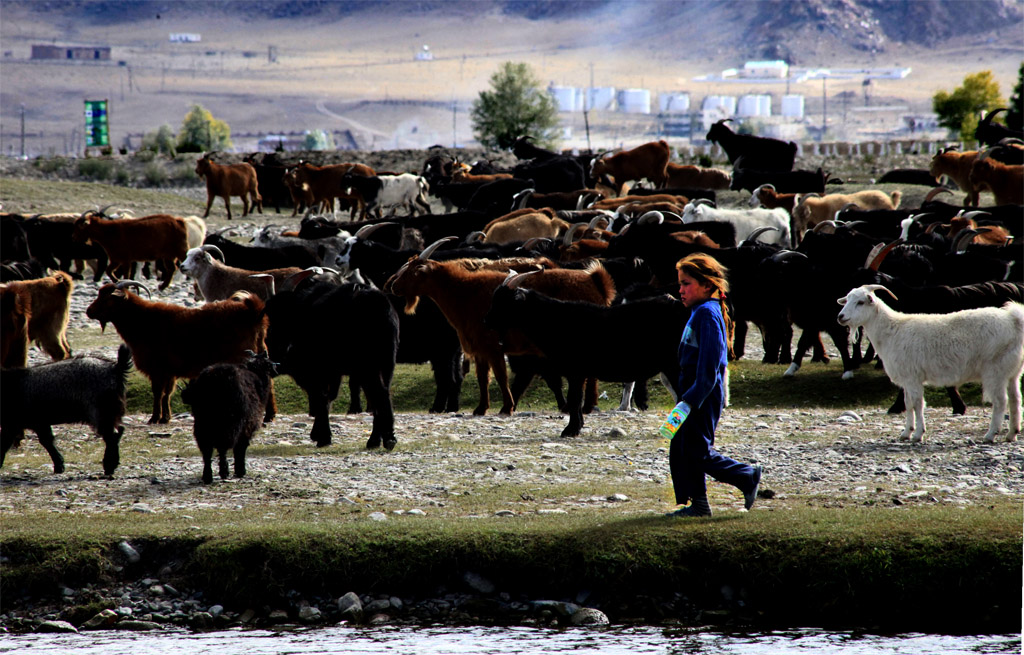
[0,626,1019,654]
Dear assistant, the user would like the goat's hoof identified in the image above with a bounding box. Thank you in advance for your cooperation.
[841,371,854,381]
[383,438,397,451]
[315,438,332,448]
[365,436,381,449]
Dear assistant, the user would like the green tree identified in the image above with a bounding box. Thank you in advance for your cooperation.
[932,70,1005,141]
[1007,62,1023,132]
[140,124,177,156]
[176,104,232,153]
[303,129,335,151]
[471,61,560,150]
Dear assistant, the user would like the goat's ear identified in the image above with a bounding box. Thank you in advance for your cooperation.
[837,296,847,306]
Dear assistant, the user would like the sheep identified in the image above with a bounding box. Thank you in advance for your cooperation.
[681,202,791,247]
[968,150,1024,207]
[590,140,671,189]
[837,285,1024,443]
[195,153,262,220]
[791,190,902,243]
[180,350,278,483]
[705,118,796,172]
[179,245,302,301]
[928,147,980,206]
[1,345,132,476]
[0,271,73,365]
[85,281,269,424]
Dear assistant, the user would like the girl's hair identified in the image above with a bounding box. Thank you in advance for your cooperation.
[676,253,735,359]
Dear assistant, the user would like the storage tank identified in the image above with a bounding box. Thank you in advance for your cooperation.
[702,95,736,116]
[781,94,805,118]
[617,88,651,114]
[586,87,616,111]
[549,85,581,112]
[659,92,690,113]
[757,94,772,116]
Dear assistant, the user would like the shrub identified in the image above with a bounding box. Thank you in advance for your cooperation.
[114,166,131,185]
[144,162,167,186]
[77,158,114,180]
[33,157,67,174]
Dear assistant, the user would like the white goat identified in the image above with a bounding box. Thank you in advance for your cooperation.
[374,173,432,217]
[681,202,790,247]
[837,284,1024,443]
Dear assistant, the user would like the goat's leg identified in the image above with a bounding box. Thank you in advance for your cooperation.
[200,445,214,484]
[827,325,856,380]
[561,376,586,438]
[36,426,65,474]
[202,192,215,219]
[948,387,966,415]
[981,376,1009,443]
[149,378,167,424]
[98,424,123,477]
[346,375,363,414]
[809,333,830,363]
[362,371,396,450]
[490,353,515,416]
[264,386,277,424]
[472,356,491,416]
[617,382,635,412]
[1005,376,1022,442]
[784,329,816,376]
[0,427,26,468]
[733,319,747,360]
[240,192,250,218]
[901,386,926,442]
[222,194,233,221]
[582,377,598,414]
[507,355,543,409]
[233,440,248,478]
[217,449,230,480]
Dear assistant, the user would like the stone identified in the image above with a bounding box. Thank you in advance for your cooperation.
[208,604,224,618]
[571,607,610,626]
[531,600,579,617]
[189,612,214,630]
[37,620,78,633]
[117,541,141,564]
[337,591,363,622]
[298,606,321,623]
[607,493,630,502]
[267,609,290,624]
[607,427,627,438]
[364,599,391,613]
[82,609,118,629]
[114,620,162,631]
[368,512,387,522]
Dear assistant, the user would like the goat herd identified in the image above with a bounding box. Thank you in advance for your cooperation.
[2,117,1023,484]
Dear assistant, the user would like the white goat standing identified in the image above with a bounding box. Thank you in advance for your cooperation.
[837,284,1024,443]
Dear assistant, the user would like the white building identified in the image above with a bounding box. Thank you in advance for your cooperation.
[743,60,788,78]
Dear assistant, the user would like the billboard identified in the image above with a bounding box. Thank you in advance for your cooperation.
[84,100,109,147]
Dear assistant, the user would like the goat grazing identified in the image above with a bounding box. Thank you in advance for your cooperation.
[837,285,1024,443]
[1,345,132,476]
[181,350,278,483]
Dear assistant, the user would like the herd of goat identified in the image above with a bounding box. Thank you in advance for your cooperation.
[1,112,1023,482]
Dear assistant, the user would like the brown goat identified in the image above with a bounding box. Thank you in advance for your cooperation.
[664,163,731,190]
[72,213,189,290]
[482,208,571,244]
[86,283,268,424]
[591,140,671,190]
[385,248,614,417]
[284,161,375,218]
[969,153,1024,206]
[0,284,31,368]
[590,193,689,211]
[195,153,262,220]
[928,147,980,206]
[748,184,798,213]
[0,271,73,365]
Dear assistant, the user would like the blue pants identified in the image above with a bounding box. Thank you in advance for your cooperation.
[669,393,755,505]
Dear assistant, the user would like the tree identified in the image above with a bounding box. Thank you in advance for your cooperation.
[140,124,177,156]
[471,61,560,150]
[303,129,335,151]
[1007,62,1023,132]
[932,70,1005,141]
[176,104,232,153]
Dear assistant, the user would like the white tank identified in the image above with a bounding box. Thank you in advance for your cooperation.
[549,85,581,112]
[617,88,651,114]
[702,95,737,116]
[586,87,616,111]
[758,94,772,116]
[659,93,690,113]
[781,94,805,118]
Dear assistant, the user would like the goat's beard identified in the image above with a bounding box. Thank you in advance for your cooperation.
[403,295,420,315]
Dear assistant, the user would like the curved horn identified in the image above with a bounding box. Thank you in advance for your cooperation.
[563,222,588,246]
[115,280,152,298]
[200,244,226,261]
[419,236,456,260]
[923,187,954,203]
[636,211,664,225]
[811,220,836,234]
[690,198,716,208]
[588,215,610,231]
[770,250,809,263]
[953,228,981,252]
[866,239,902,271]
[212,225,235,237]
[500,270,519,287]
[739,226,779,245]
[506,269,541,289]
[980,107,1007,126]
[354,221,395,239]
[521,237,543,250]
[465,230,486,243]
[960,210,992,222]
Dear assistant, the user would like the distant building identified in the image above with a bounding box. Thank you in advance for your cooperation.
[169,33,201,43]
[743,60,788,78]
[31,44,111,61]
[415,45,433,61]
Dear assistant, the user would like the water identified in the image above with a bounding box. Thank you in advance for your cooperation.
[0,626,1018,655]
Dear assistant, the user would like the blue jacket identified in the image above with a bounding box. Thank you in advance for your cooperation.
[677,298,728,412]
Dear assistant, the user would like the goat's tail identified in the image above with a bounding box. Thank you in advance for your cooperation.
[114,343,133,397]
[890,189,902,209]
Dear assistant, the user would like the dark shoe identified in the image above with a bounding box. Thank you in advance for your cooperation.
[666,505,712,518]
[744,465,763,510]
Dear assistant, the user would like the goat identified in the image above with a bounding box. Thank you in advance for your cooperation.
[730,167,826,194]
[181,351,278,483]
[342,172,432,219]
[876,168,940,186]
[204,229,318,271]
[748,184,798,214]
[0,285,30,368]
[72,213,189,290]
[180,245,301,301]
[974,108,1024,147]
[195,153,262,220]
[590,140,671,189]
[86,282,268,424]
[1,345,131,476]
[485,279,687,437]
[706,118,796,172]
[384,240,615,417]
[242,152,294,214]
[284,161,375,218]
[663,163,731,190]
[481,208,571,244]
[928,147,980,206]
[681,203,791,247]
[968,150,1024,207]
[0,271,73,365]
[837,285,1024,443]
[791,190,902,243]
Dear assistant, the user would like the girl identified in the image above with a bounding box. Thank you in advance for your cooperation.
[666,252,761,517]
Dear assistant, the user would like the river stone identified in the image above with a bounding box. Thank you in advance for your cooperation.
[337,592,363,622]
[364,599,391,613]
[463,571,495,594]
[531,600,579,617]
[82,609,118,629]
[37,620,78,633]
[117,541,141,564]
[114,620,162,631]
[606,427,627,438]
[298,606,322,622]
[571,607,610,626]
[189,612,214,630]
[267,609,290,623]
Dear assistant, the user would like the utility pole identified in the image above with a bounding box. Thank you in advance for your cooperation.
[20,104,25,157]
[821,76,827,140]
[452,101,457,148]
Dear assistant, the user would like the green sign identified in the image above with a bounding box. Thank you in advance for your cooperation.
[84,100,109,147]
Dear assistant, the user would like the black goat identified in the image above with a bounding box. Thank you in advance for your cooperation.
[203,230,318,271]
[485,281,686,437]
[706,119,796,172]
[181,351,278,483]
[730,168,826,194]
[1,345,132,476]
[974,108,1024,147]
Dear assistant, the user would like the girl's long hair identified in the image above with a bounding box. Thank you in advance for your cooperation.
[676,252,735,360]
